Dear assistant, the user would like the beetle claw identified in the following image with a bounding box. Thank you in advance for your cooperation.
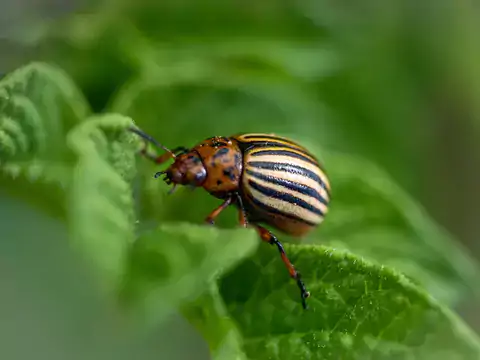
[298,280,310,310]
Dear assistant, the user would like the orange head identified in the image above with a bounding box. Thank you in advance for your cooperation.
[156,152,207,190]
[128,127,242,196]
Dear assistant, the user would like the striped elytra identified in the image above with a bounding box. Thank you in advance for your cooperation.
[129,127,331,310]
[233,133,330,237]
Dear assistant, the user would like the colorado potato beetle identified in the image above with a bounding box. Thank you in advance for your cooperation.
[129,126,331,309]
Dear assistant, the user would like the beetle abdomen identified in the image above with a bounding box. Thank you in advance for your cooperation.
[234,134,330,237]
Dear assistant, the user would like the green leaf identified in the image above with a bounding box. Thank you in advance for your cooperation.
[108,49,341,150]
[0,160,72,219]
[121,223,258,329]
[311,148,480,306]
[66,113,138,293]
[32,1,329,112]
[0,62,91,217]
[126,40,339,85]
[219,244,480,359]
[0,193,199,360]
[181,284,249,360]
[125,118,479,309]
[0,62,90,162]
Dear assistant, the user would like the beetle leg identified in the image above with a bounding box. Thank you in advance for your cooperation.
[129,126,189,163]
[171,146,189,155]
[205,197,232,225]
[235,193,249,227]
[139,143,171,165]
[139,144,188,165]
[255,225,310,310]
[129,126,176,158]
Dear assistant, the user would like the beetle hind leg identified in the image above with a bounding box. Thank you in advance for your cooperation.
[255,225,310,309]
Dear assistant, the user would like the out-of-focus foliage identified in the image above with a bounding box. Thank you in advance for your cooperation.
[122,224,258,328]
[315,150,479,306]
[2,0,480,358]
[67,114,138,291]
[1,59,480,358]
[29,0,480,189]
[0,63,89,216]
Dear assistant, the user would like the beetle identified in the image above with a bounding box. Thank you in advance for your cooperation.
[129,126,331,309]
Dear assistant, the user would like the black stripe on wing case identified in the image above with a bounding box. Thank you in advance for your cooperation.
[246,169,328,205]
[243,191,318,226]
[248,179,324,216]
[247,161,330,196]
[242,134,294,142]
[242,134,318,155]
[243,141,305,153]
[250,148,318,166]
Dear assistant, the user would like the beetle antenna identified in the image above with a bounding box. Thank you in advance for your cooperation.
[129,126,176,158]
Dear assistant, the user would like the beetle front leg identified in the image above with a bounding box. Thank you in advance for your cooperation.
[255,225,310,310]
[205,197,232,225]
[139,144,189,165]
[129,126,186,164]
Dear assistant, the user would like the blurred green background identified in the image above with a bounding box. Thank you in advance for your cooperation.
[1,0,480,359]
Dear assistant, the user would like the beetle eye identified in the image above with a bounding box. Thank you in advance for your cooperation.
[193,168,207,184]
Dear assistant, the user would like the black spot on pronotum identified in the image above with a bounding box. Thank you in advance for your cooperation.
[213,147,230,159]
[223,167,237,181]
[217,180,223,185]
[211,136,229,147]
